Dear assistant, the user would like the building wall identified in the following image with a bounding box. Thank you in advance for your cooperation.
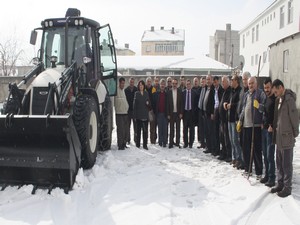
[209,24,240,68]
[239,0,300,76]
[116,49,135,56]
[269,32,300,111]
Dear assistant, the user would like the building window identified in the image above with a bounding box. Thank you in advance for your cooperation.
[252,27,255,43]
[155,43,183,53]
[146,46,151,52]
[243,34,245,48]
[251,56,254,66]
[283,50,289,72]
[256,24,259,41]
[270,14,272,21]
[274,12,276,18]
[280,6,285,28]
[255,54,259,65]
[263,51,267,63]
[288,0,293,24]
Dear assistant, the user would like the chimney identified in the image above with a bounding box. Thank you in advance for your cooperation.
[125,43,129,49]
[226,24,231,31]
[160,26,164,30]
[151,26,154,31]
[171,27,175,34]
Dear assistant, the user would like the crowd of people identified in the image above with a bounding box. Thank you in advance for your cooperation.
[114,73,299,198]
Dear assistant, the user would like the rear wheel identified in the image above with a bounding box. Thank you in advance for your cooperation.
[73,95,99,169]
[99,95,113,151]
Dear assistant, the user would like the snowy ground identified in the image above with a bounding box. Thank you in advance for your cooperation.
[0,125,300,225]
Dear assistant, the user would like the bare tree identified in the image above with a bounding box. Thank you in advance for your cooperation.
[0,39,23,76]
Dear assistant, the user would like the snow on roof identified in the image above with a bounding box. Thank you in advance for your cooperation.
[141,28,185,42]
[117,55,231,71]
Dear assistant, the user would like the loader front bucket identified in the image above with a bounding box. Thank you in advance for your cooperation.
[0,114,81,191]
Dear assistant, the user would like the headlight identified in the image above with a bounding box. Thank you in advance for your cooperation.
[75,19,79,25]
[45,21,49,27]
[79,19,83,25]
[49,21,53,27]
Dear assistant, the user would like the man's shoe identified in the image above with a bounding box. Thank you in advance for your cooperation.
[169,144,173,149]
[189,145,193,148]
[260,176,269,184]
[237,162,244,170]
[163,144,167,148]
[118,147,125,150]
[203,149,211,154]
[271,185,283,194]
[197,144,206,149]
[183,144,188,148]
[277,188,291,198]
[225,157,232,163]
[143,146,148,150]
[265,180,275,187]
[256,175,262,180]
[217,155,225,160]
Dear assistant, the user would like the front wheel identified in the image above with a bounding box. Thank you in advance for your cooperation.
[73,95,99,169]
[99,95,113,151]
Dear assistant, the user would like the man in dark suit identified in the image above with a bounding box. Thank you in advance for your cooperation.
[182,79,198,148]
[167,78,183,148]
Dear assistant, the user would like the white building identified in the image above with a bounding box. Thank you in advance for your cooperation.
[239,0,300,76]
[141,27,185,56]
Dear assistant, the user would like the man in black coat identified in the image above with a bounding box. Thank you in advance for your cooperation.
[211,76,224,156]
[260,78,276,187]
[197,77,207,149]
[182,79,198,148]
[125,77,138,144]
[218,76,232,162]
[192,77,201,143]
[227,75,243,167]
[145,77,157,144]
[203,75,215,153]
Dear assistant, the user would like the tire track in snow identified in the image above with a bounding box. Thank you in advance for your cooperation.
[232,191,300,225]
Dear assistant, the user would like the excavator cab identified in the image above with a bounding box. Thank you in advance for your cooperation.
[0,9,117,193]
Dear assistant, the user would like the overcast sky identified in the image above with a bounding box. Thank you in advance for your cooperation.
[0,0,274,59]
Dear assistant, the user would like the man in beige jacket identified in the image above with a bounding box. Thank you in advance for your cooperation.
[115,77,129,150]
[271,79,299,197]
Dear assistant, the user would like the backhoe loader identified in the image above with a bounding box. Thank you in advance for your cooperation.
[0,8,117,193]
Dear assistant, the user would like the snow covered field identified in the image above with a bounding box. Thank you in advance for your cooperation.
[0,128,300,225]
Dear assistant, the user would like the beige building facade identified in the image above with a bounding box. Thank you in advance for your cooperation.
[141,27,185,56]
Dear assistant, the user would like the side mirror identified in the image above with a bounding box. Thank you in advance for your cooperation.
[30,30,37,45]
[85,27,91,44]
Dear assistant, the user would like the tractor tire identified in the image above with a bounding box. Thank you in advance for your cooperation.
[3,98,19,114]
[73,95,99,169]
[99,95,113,151]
